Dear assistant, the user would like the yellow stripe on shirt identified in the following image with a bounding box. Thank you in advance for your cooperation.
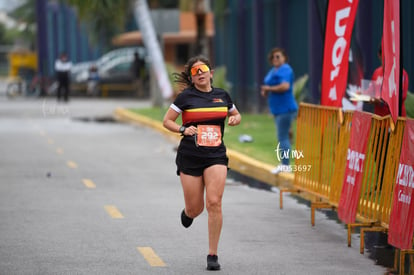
[185,107,228,113]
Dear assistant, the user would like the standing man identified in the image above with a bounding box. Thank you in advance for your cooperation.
[130,51,145,96]
[130,51,144,80]
[55,52,72,102]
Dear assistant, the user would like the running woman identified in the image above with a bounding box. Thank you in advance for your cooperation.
[163,55,241,271]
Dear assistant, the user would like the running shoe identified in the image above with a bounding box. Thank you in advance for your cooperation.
[206,254,221,271]
[181,209,193,228]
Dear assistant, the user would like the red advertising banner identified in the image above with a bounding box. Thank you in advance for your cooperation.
[381,0,400,122]
[321,0,359,107]
[388,119,414,249]
[338,111,372,223]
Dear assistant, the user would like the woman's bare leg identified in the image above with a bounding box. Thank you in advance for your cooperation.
[203,165,227,255]
[180,173,205,218]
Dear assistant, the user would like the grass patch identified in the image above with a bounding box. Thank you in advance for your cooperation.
[406,91,414,118]
[129,107,296,165]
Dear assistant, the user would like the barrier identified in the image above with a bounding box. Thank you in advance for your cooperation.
[282,104,398,225]
[357,114,390,221]
[294,103,341,199]
[280,104,410,270]
[346,114,391,247]
[328,111,353,207]
[379,117,406,228]
[384,118,414,275]
[279,103,342,213]
[280,103,349,225]
[357,117,406,254]
[281,103,414,274]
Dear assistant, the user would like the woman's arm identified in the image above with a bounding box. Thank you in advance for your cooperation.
[163,108,197,136]
[260,82,290,96]
[227,108,241,126]
[163,108,182,133]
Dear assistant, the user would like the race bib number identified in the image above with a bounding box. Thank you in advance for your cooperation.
[196,125,222,147]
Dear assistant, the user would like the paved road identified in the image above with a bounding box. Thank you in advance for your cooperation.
[0,96,388,274]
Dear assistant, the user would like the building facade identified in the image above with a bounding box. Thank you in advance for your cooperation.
[213,0,414,112]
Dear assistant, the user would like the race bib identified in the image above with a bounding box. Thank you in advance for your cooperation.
[196,125,222,147]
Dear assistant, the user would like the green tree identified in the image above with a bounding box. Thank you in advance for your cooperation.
[68,0,180,48]
[67,0,133,47]
[0,23,10,44]
[7,0,36,48]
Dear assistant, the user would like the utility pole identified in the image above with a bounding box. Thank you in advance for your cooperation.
[134,0,173,106]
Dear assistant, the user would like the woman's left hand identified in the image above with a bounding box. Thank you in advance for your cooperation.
[260,85,269,97]
[228,114,241,126]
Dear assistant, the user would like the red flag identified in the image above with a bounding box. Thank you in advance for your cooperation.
[381,0,400,122]
[321,0,359,107]
[338,111,372,223]
[388,119,414,249]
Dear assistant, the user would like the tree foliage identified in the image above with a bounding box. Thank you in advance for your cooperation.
[0,23,10,44]
[67,0,133,46]
[9,0,36,24]
[6,0,36,48]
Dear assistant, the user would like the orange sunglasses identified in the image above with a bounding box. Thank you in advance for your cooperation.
[190,64,210,76]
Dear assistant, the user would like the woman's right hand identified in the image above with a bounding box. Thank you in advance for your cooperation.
[183,125,197,136]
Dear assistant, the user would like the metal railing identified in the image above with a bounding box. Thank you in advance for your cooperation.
[280,103,413,274]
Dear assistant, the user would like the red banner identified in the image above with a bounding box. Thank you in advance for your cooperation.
[321,0,359,107]
[381,0,400,122]
[338,111,372,223]
[388,119,414,249]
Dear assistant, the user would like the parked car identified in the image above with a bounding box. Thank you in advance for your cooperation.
[71,47,149,97]
[71,47,146,82]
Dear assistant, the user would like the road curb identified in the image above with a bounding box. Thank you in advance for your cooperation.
[113,108,293,188]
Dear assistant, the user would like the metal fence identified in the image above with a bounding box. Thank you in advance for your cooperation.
[280,102,413,274]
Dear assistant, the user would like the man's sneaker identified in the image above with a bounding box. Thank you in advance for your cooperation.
[181,209,193,228]
[271,164,291,174]
[206,254,220,271]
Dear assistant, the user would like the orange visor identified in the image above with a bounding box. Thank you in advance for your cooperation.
[190,64,210,76]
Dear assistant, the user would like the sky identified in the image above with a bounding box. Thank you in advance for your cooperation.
[0,0,24,12]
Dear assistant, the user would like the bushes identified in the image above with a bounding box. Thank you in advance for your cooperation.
[293,74,309,103]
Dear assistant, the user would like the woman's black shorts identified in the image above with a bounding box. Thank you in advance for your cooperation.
[176,153,229,176]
